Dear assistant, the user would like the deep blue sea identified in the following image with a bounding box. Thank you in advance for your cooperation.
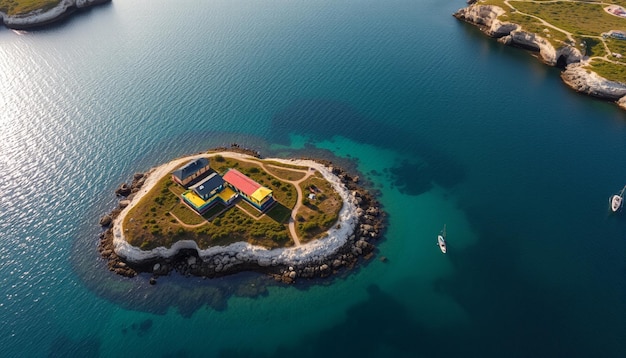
[1,0,625,356]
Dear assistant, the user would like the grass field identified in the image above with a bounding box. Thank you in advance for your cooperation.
[511,1,623,37]
[122,156,343,250]
[588,59,626,82]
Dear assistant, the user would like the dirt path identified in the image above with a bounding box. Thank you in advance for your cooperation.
[168,210,207,229]
[503,0,576,43]
[284,168,315,246]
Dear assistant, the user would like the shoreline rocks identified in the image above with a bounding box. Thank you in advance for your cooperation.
[97,150,386,284]
[453,4,626,109]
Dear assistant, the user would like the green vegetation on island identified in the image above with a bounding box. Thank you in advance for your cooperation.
[122,155,343,251]
[0,0,60,16]
[479,0,626,82]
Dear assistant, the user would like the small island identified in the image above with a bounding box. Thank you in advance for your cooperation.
[454,0,626,110]
[0,0,109,29]
[98,148,386,284]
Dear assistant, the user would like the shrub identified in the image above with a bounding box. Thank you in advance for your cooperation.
[215,155,225,162]
[302,222,318,232]
[270,231,288,242]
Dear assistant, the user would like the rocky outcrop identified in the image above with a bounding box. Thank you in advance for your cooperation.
[561,64,626,100]
[0,0,110,30]
[454,4,625,107]
[499,31,582,66]
[453,5,516,37]
[556,46,584,66]
[617,96,626,110]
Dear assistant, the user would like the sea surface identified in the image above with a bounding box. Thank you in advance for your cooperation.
[1,0,625,356]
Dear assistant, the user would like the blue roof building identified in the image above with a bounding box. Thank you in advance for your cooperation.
[171,158,211,188]
[190,172,225,200]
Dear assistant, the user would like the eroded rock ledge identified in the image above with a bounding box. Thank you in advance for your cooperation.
[1,0,110,30]
[98,147,386,284]
[454,4,626,109]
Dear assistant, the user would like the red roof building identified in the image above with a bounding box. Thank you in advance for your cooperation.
[223,169,274,211]
[223,169,261,196]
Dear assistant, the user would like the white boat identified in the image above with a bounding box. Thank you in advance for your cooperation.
[437,224,447,254]
[610,186,626,212]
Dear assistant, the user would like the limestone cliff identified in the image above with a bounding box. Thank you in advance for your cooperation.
[561,64,626,100]
[453,4,517,37]
[499,31,582,66]
[454,5,582,65]
[454,4,626,108]
[0,0,110,29]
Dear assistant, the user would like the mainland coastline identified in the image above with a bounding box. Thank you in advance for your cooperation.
[8,0,625,110]
[454,1,626,110]
[98,147,386,284]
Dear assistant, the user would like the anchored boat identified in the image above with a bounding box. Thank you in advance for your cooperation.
[437,224,447,254]
[610,185,626,212]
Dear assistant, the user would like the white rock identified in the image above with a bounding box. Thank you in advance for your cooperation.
[561,64,626,100]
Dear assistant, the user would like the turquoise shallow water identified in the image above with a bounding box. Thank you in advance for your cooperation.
[1,0,626,356]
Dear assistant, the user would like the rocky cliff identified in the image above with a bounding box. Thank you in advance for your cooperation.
[454,4,626,108]
[0,0,110,29]
[561,64,626,101]
[453,5,582,65]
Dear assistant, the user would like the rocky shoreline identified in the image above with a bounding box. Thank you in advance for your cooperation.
[453,3,626,110]
[98,146,386,285]
[1,0,110,30]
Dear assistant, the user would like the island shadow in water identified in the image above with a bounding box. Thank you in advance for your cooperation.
[218,284,445,358]
[270,98,466,195]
